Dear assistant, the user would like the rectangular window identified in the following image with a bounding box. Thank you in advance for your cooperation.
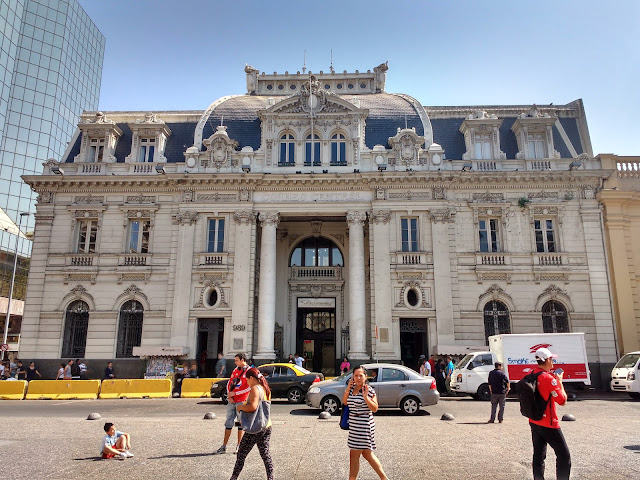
[76,219,97,253]
[478,219,500,252]
[527,134,545,159]
[128,219,150,253]
[474,138,492,159]
[207,218,225,253]
[534,219,556,253]
[401,217,419,252]
[138,138,155,163]
[88,137,104,162]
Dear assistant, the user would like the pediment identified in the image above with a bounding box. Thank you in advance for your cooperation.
[262,93,366,116]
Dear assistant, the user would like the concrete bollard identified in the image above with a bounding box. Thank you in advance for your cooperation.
[318,411,331,420]
[562,414,576,422]
[87,413,102,420]
[203,412,216,420]
[440,413,455,421]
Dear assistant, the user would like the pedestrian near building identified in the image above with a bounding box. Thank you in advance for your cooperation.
[428,355,436,376]
[529,347,570,480]
[199,350,208,377]
[190,361,198,378]
[487,362,509,423]
[78,359,88,379]
[419,357,431,377]
[63,360,73,380]
[214,353,250,455]
[104,362,116,380]
[340,356,351,374]
[215,353,227,378]
[15,360,26,380]
[287,354,294,364]
[71,359,81,379]
[26,362,42,381]
[57,363,65,380]
[445,356,455,396]
[294,353,304,368]
[434,359,446,394]
[230,367,274,480]
[342,366,388,480]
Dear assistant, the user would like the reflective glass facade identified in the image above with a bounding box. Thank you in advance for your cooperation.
[0,0,104,254]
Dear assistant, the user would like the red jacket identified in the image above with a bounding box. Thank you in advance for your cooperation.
[227,366,250,404]
[529,367,567,429]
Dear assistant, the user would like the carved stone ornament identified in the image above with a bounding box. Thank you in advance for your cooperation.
[89,111,115,124]
[174,211,198,226]
[370,210,391,225]
[311,221,322,236]
[429,209,454,223]
[346,211,367,227]
[126,210,152,219]
[59,285,95,310]
[74,210,100,219]
[536,284,573,311]
[245,64,259,94]
[195,281,229,308]
[432,186,446,200]
[202,126,239,169]
[182,190,194,202]
[115,284,149,310]
[63,274,97,285]
[395,281,428,308]
[232,325,246,331]
[234,211,255,225]
[477,284,514,311]
[75,195,104,204]
[373,61,388,93]
[37,191,53,204]
[126,195,155,204]
[388,128,425,166]
[259,212,279,226]
[473,192,504,203]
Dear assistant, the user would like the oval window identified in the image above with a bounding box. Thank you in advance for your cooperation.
[266,84,273,90]
[360,83,366,89]
[407,288,419,307]
[277,84,284,90]
[336,83,343,89]
[324,84,330,89]
[208,289,219,307]
[290,84,296,90]
[348,83,354,89]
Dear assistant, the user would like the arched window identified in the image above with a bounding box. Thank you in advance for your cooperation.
[483,300,511,343]
[304,134,321,166]
[290,237,343,267]
[117,300,144,358]
[542,300,569,333]
[279,134,295,165]
[62,300,89,358]
[331,133,347,165]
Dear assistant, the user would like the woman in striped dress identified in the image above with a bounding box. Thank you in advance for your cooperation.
[342,366,388,480]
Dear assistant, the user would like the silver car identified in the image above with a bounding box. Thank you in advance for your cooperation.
[306,363,439,415]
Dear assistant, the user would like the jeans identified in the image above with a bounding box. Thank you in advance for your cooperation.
[490,393,506,422]
[224,401,242,430]
[530,423,571,480]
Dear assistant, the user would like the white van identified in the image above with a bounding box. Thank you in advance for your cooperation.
[610,352,640,399]
[450,333,590,400]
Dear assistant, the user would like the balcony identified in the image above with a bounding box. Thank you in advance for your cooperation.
[195,252,232,267]
[121,254,148,266]
[81,163,102,174]
[536,254,563,266]
[290,266,342,280]
[478,253,507,266]
[391,252,431,266]
[69,254,96,266]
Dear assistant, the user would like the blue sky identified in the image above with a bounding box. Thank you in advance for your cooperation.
[79,0,639,156]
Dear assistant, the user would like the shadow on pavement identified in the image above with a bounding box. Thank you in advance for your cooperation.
[289,408,431,417]
[196,400,220,405]
[289,408,321,416]
[624,445,640,453]
[73,457,105,462]
[149,453,213,459]
[457,422,493,425]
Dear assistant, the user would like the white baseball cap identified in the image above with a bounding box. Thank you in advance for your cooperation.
[534,347,558,361]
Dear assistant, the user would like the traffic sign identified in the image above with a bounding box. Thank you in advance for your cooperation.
[0,344,8,351]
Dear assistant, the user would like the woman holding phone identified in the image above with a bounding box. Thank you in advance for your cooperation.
[342,366,388,480]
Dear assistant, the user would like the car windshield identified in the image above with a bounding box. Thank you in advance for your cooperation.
[615,354,640,369]
[333,370,353,382]
[456,354,474,369]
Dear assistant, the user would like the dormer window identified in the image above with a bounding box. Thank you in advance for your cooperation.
[138,138,155,163]
[527,134,546,159]
[511,106,559,161]
[474,135,492,160]
[75,112,122,164]
[460,111,504,161]
[88,138,105,163]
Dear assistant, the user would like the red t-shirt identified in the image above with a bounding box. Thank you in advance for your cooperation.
[428,359,436,374]
[529,367,567,429]
[227,366,250,404]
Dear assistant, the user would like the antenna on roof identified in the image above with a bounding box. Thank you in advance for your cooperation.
[405,114,407,129]
[302,50,306,74]
[330,49,334,73]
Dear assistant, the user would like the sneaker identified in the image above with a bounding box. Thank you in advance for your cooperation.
[124,451,134,458]
[213,445,226,455]
[234,445,239,455]
[116,452,127,460]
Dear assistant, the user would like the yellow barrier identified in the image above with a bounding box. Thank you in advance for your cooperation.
[25,380,101,400]
[0,380,28,400]
[180,378,224,398]
[99,379,171,399]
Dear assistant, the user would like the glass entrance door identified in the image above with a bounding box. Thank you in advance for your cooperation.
[399,318,428,372]
[296,308,336,376]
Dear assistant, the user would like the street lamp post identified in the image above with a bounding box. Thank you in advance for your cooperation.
[2,212,30,362]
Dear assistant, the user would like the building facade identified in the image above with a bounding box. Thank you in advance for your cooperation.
[21,65,618,384]
[0,0,104,254]
[599,154,640,355]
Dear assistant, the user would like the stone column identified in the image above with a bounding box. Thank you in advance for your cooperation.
[230,211,255,354]
[170,211,197,348]
[255,212,279,360]
[430,209,456,347]
[347,211,369,360]
[370,210,396,360]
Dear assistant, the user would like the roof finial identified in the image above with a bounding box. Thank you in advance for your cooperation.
[330,49,334,73]
[302,50,306,74]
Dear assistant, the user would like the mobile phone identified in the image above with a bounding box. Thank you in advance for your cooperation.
[554,368,564,376]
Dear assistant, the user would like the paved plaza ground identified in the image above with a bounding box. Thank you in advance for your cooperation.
[0,393,638,479]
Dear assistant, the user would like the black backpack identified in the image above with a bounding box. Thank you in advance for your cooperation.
[517,371,550,421]
[70,364,81,377]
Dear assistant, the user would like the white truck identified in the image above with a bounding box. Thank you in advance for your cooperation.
[610,351,640,400]
[450,333,591,400]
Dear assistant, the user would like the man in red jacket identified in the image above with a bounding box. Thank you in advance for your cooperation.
[529,347,570,480]
[213,353,250,455]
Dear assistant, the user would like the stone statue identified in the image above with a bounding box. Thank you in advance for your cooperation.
[373,61,389,92]
[245,64,259,94]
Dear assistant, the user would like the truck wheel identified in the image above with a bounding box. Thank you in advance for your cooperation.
[477,384,491,401]
[629,392,640,400]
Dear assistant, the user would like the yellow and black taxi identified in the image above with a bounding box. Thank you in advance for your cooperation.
[210,363,324,404]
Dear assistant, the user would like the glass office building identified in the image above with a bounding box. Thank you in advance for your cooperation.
[0,0,104,255]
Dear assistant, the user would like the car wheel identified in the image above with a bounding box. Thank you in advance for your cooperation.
[321,396,341,415]
[401,396,420,415]
[221,390,228,405]
[629,392,640,400]
[287,387,304,404]
[477,384,491,401]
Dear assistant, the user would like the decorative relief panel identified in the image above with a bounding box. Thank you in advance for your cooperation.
[174,211,198,226]
[75,195,104,204]
[388,128,426,166]
[63,274,96,285]
[369,211,391,225]
[197,192,238,202]
[126,195,155,204]
[473,192,504,203]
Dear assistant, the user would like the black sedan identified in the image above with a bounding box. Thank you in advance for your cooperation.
[210,363,324,404]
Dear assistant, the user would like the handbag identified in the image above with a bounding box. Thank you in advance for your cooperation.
[339,405,350,430]
[240,387,271,434]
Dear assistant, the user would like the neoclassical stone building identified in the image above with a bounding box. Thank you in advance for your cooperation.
[21,64,618,382]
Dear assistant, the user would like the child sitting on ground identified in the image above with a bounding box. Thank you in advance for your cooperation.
[101,422,134,459]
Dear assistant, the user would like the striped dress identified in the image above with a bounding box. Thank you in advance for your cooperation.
[347,386,377,450]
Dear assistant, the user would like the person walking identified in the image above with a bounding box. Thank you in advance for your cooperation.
[434,359,446,394]
[15,360,26,380]
[63,360,73,380]
[215,353,227,378]
[230,367,273,480]
[71,359,81,380]
[445,356,455,396]
[56,363,65,380]
[340,356,351,374]
[214,353,250,455]
[487,362,509,423]
[78,359,88,380]
[104,361,116,380]
[419,357,431,377]
[287,354,294,364]
[342,366,388,480]
[26,362,42,381]
[293,353,305,368]
[529,347,570,480]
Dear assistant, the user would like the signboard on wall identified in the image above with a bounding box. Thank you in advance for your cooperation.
[297,298,336,309]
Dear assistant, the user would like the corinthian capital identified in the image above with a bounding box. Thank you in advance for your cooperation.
[346,211,367,227]
[369,210,391,225]
[429,209,455,224]
[233,211,255,225]
[174,211,198,226]
[258,212,280,227]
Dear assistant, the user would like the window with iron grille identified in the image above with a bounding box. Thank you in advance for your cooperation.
[116,300,144,358]
[62,301,89,358]
[483,300,511,343]
[542,300,569,333]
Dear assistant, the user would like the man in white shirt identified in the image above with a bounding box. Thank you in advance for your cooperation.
[294,353,305,368]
